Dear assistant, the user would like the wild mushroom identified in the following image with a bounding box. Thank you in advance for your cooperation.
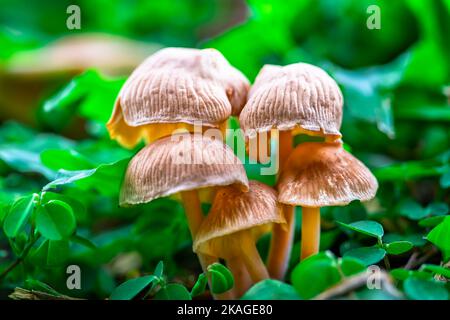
[120,133,249,286]
[239,63,343,279]
[107,47,249,148]
[0,33,158,126]
[277,141,378,260]
[193,181,286,296]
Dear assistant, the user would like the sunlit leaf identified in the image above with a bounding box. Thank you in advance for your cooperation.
[337,220,384,239]
[241,280,300,300]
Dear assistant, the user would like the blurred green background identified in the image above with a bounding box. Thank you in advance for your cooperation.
[0,0,449,300]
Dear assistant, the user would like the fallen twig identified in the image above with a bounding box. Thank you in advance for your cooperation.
[9,287,84,300]
[314,271,402,300]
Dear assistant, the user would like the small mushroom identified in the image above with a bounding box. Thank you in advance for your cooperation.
[239,63,343,279]
[120,133,249,294]
[120,132,249,231]
[194,181,285,296]
[277,141,378,260]
[107,47,249,148]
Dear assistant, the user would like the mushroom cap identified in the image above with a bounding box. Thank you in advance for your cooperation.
[4,33,158,77]
[107,47,249,130]
[193,181,285,257]
[239,63,343,139]
[278,142,378,207]
[120,133,249,206]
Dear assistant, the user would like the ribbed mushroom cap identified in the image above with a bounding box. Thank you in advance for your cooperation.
[120,133,249,206]
[107,47,249,147]
[278,142,378,207]
[239,63,343,139]
[193,181,286,257]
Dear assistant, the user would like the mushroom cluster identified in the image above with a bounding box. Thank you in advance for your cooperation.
[239,63,378,279]
[108,48,378,299]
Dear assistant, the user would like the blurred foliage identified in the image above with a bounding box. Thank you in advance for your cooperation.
[0,0,449,300]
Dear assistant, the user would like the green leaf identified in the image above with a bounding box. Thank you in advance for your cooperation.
[426,216,450,260]
[241,280,300,300]
[25,279,63,297]
[40,191,87,222]
[419,216,445,228]
[154,283,191,300]
[190,273,208,298]
[390,269,432,281]
[46,240,70,266]
[207,263,234,294]
[110,275,158,300]
[344,247,386,266]
[374,158,447,181]
[420,264,450,279]
[35,200,76,240]
[398,199,427,220]
[404,277,448,300]
[43,158,129,196]
[339,257,366,276]
[3,194,38,238]
[291,252,341,299]
[153,261,164,278]
[70,234,96,250]
[383,233,426,247]
[0,147,56,180]
[41,149,94,171]
[385,241,413,255]
[39,69,126,130]
[337,220,384,239]
[332,54,408,138]
[31,239,70,267]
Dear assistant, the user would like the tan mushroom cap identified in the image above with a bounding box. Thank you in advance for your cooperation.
[193,181,286,257]
[107,47,249,147]
[120,133,249,206]
[239,63,343,139]
[4,33,158,77]
[278,142,378,207]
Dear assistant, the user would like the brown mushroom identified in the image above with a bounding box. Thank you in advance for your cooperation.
[107,47,249,148]
[194,181,285,296]
[277,141,378,260]
[120,133,249,297]
[0,33,158,126]
[239,63,343,279]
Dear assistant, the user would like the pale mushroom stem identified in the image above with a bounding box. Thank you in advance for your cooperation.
[240,231,269,282]
[180,190,204,236]
[267,130,294,279]
[180,190,233,300]
[227,257,253,298]
[301,207,321,260]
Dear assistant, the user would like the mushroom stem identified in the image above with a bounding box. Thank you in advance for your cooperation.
[240,231,269,283]
[267,130,294,279]
[227,257,253,298]
[301,207,321,260]
[180,190,204,236]
[267,205,295,279]
[181,190,230,299]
